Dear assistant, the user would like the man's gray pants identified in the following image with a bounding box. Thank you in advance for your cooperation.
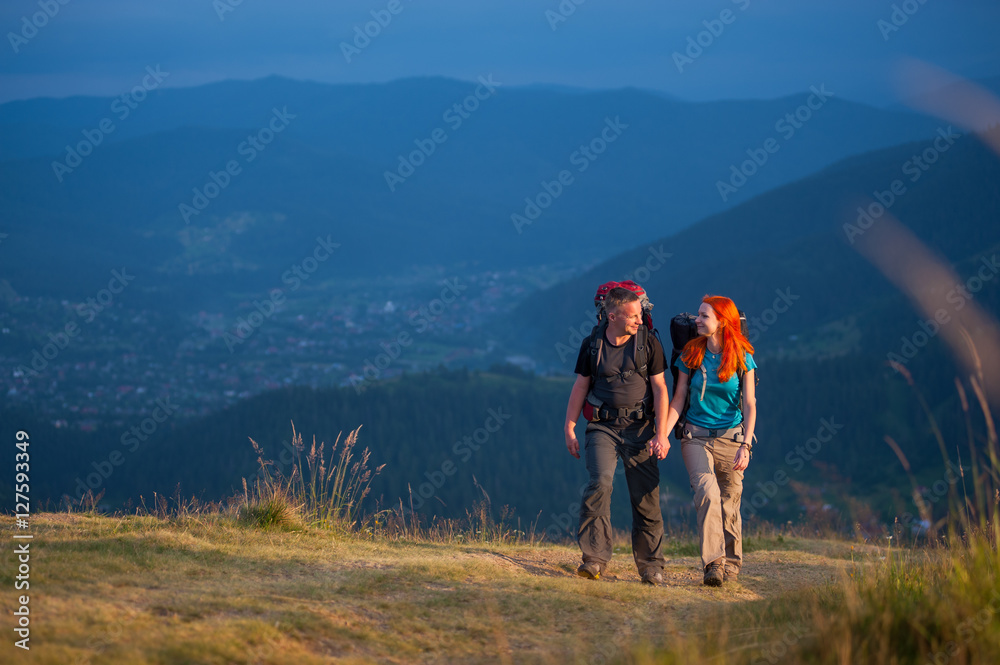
[577,420,665,575]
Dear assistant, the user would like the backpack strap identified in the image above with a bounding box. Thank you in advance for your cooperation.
[611,325,651,387]
[585,319,606,414]
[674,358,698,438]
[587,319,608,382]
[735,358,759,434]
[634,324,649,381]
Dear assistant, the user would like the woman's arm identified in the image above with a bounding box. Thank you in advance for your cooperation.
[655,371,689,459]
[734,368,756,471]
[648,372,671,459]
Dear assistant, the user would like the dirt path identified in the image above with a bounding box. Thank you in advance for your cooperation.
[467,542,850,597]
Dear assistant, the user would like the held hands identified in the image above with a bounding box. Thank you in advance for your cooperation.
[648,434,671,460]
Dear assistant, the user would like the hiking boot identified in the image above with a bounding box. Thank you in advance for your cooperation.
[577,561,602,580]
[641,569,663,586]
[703,561,724,587]
[724,563,739,582]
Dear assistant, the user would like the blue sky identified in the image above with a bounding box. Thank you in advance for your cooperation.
[0,0,998,105]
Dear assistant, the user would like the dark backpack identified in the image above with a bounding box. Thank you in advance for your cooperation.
[582,281,661,422]
[668,310,755,437]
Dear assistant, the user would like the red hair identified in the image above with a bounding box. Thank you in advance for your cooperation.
[680,295,755,382]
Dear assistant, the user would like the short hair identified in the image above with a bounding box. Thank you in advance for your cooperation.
[604,287,639,314]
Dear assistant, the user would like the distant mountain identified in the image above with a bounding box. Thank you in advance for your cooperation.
[4,79,998,531]
[887,74,1000,119]
[505,128,1000,371]
[0,76,950,304]
[9,119,999,524]
[482,127,1000,525]
[0,126,467,304]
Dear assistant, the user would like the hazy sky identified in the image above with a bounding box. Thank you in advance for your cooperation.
[0,0,997,105]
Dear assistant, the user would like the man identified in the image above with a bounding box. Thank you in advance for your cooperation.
[564,287,670,585]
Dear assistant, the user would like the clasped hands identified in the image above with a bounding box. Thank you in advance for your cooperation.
[647,435,670,460]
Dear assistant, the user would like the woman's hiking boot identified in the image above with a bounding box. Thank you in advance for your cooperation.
[703,560,724,587]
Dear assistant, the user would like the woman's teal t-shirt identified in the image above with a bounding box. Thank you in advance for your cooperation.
[674,350,756,429]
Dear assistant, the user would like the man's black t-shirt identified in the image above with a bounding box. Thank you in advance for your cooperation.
[574,328,666,413]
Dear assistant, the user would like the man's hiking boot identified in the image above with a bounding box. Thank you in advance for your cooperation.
[577,562,602,580]
[641,569,663,586]
[703,561,724,587]
[724,563,739,582]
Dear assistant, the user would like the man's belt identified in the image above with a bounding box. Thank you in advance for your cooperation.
[594,404,648,421]
[585,390,651,423]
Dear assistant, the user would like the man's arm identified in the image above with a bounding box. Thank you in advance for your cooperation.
[564,374,590,459]
[648,371,671,459]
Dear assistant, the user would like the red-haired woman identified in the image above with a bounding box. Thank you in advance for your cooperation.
[654,295,756,586]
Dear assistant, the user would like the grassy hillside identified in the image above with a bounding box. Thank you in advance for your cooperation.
[2,512,997,664]
[511,129,1000,367]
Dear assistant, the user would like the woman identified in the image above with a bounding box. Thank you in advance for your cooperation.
[661,295,756,586]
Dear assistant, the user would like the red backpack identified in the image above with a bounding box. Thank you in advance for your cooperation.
[593,280,654,328]
[581,281,659,421]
